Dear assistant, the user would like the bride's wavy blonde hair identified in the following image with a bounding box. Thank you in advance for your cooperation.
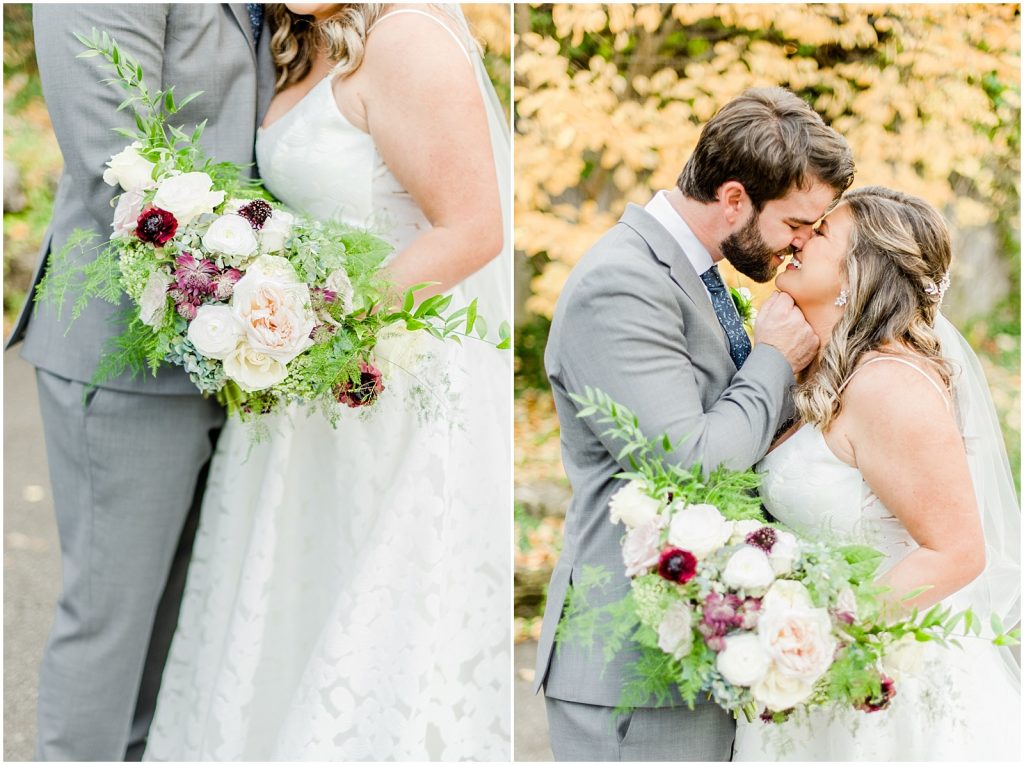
[795,186,955,430]
[266,4,471,91]
[267,4,385,89]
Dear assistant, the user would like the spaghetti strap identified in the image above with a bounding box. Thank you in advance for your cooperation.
[839,355,952,410]
[367,8,474,67]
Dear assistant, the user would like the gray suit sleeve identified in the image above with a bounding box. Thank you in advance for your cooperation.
[554,256,793,473]
[32,3,170,232]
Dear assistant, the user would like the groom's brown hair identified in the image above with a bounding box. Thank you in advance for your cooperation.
[677,87,854,209]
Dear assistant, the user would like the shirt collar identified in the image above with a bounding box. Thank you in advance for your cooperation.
[644,190,715,276]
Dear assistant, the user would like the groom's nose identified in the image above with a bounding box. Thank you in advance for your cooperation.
[789,225,814,250]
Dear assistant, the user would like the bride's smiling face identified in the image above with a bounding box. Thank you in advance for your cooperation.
[775,202,854,309]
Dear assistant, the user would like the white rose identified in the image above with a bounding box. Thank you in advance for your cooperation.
[222,342,288,392]
[657,601,695,660]
[769,530,799,575]
[138,269,172,328]
[729,519,765,545]
[751,664,816,712]
[152,172,225,225]
[187,305,244,360]
[232,256,315,363]
[716,633,771,687]
[111,187,146,239]
[324,267,355,314]
[758,604,837,683]
[202,214,258,260]
[722,546,776,592]
[102,142,155,192]
[621,515,667,578]
[762,579,814,614]
[609,480,662,529]
[667,503,733,559]
[259,209,295,253]
[881,633,926,680]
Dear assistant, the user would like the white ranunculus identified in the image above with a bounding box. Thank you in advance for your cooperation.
[259,209,295,253]
[202,214,259,260]
[716,633,771,687]
[111,187,146,239]
[373,325,427,379]
[139,269,172,328]
[768,529,799,575]
[722,546,776,592]
[609,480,662,529]
[151,171,225,225]
[751,664,816,712]
[657,601,695,660]
[758,604,837,683]
[102,142,155,192]
[667,503,733,559]
[762,579,814,614]
[881,633,926,681]
[232,256,315,363]
[324,267,355,314]
[729,519,765,545]
[621,515,667,578]
[222,342,288,392]
[187,305,244,360]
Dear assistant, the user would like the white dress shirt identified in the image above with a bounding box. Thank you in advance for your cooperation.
[643,191,716,292]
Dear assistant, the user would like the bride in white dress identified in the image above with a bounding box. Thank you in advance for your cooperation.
[144,4,510,760]
[733,187,1020,761]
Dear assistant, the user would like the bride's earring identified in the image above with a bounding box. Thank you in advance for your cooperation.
[834,288,849,307]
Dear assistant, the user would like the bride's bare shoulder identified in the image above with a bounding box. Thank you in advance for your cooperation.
[840,350,952,428]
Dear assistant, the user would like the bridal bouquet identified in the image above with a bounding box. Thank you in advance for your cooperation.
[557,388,1019,723]
[35,30,508,423]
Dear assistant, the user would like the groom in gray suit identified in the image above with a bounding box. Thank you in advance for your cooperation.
[6,5,275,760]
[535,88,855,760]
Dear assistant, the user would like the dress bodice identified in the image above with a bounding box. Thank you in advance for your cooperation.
[255,76,428,254]
[757,424,916,572]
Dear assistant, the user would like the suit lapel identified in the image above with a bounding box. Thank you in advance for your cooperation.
[226,3,256,57]
[619,203,724,339]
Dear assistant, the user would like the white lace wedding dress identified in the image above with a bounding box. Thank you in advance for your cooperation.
[144,10,511,762]
[733,359,1020,761]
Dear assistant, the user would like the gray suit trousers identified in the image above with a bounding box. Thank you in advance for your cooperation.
[34,370,224,761]
[545,696,735,762]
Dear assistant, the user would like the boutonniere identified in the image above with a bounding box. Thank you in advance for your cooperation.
[730,285,757,335]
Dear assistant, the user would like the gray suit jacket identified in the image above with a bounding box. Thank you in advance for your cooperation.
[10,3,276,394]
[534,203,795,707]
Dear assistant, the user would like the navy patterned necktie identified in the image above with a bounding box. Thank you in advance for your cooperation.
[699,264,752,368]
[246,2,264,43]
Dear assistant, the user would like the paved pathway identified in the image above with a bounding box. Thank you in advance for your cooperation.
[514,639,552,760]
[4,348,59,761]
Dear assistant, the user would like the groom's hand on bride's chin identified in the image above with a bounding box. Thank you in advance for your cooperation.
[754,291,819,374]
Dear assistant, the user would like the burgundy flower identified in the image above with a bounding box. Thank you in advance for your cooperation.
[745,526,778,553]
[699,591,743,641]
[212,267,243,300]
[310,287,338,313]
[176,301,198,321]
[309,324,337,344]
[173,253,218,299]
[237,199,273,229]
[657,548,698,584]
[333,361,385,408]
[135,207,178,246]
[855,674,897,713]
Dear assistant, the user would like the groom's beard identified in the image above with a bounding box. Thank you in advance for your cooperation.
[720,210,790,283]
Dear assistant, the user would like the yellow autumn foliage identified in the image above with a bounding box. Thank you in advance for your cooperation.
[515,3,1021,319]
